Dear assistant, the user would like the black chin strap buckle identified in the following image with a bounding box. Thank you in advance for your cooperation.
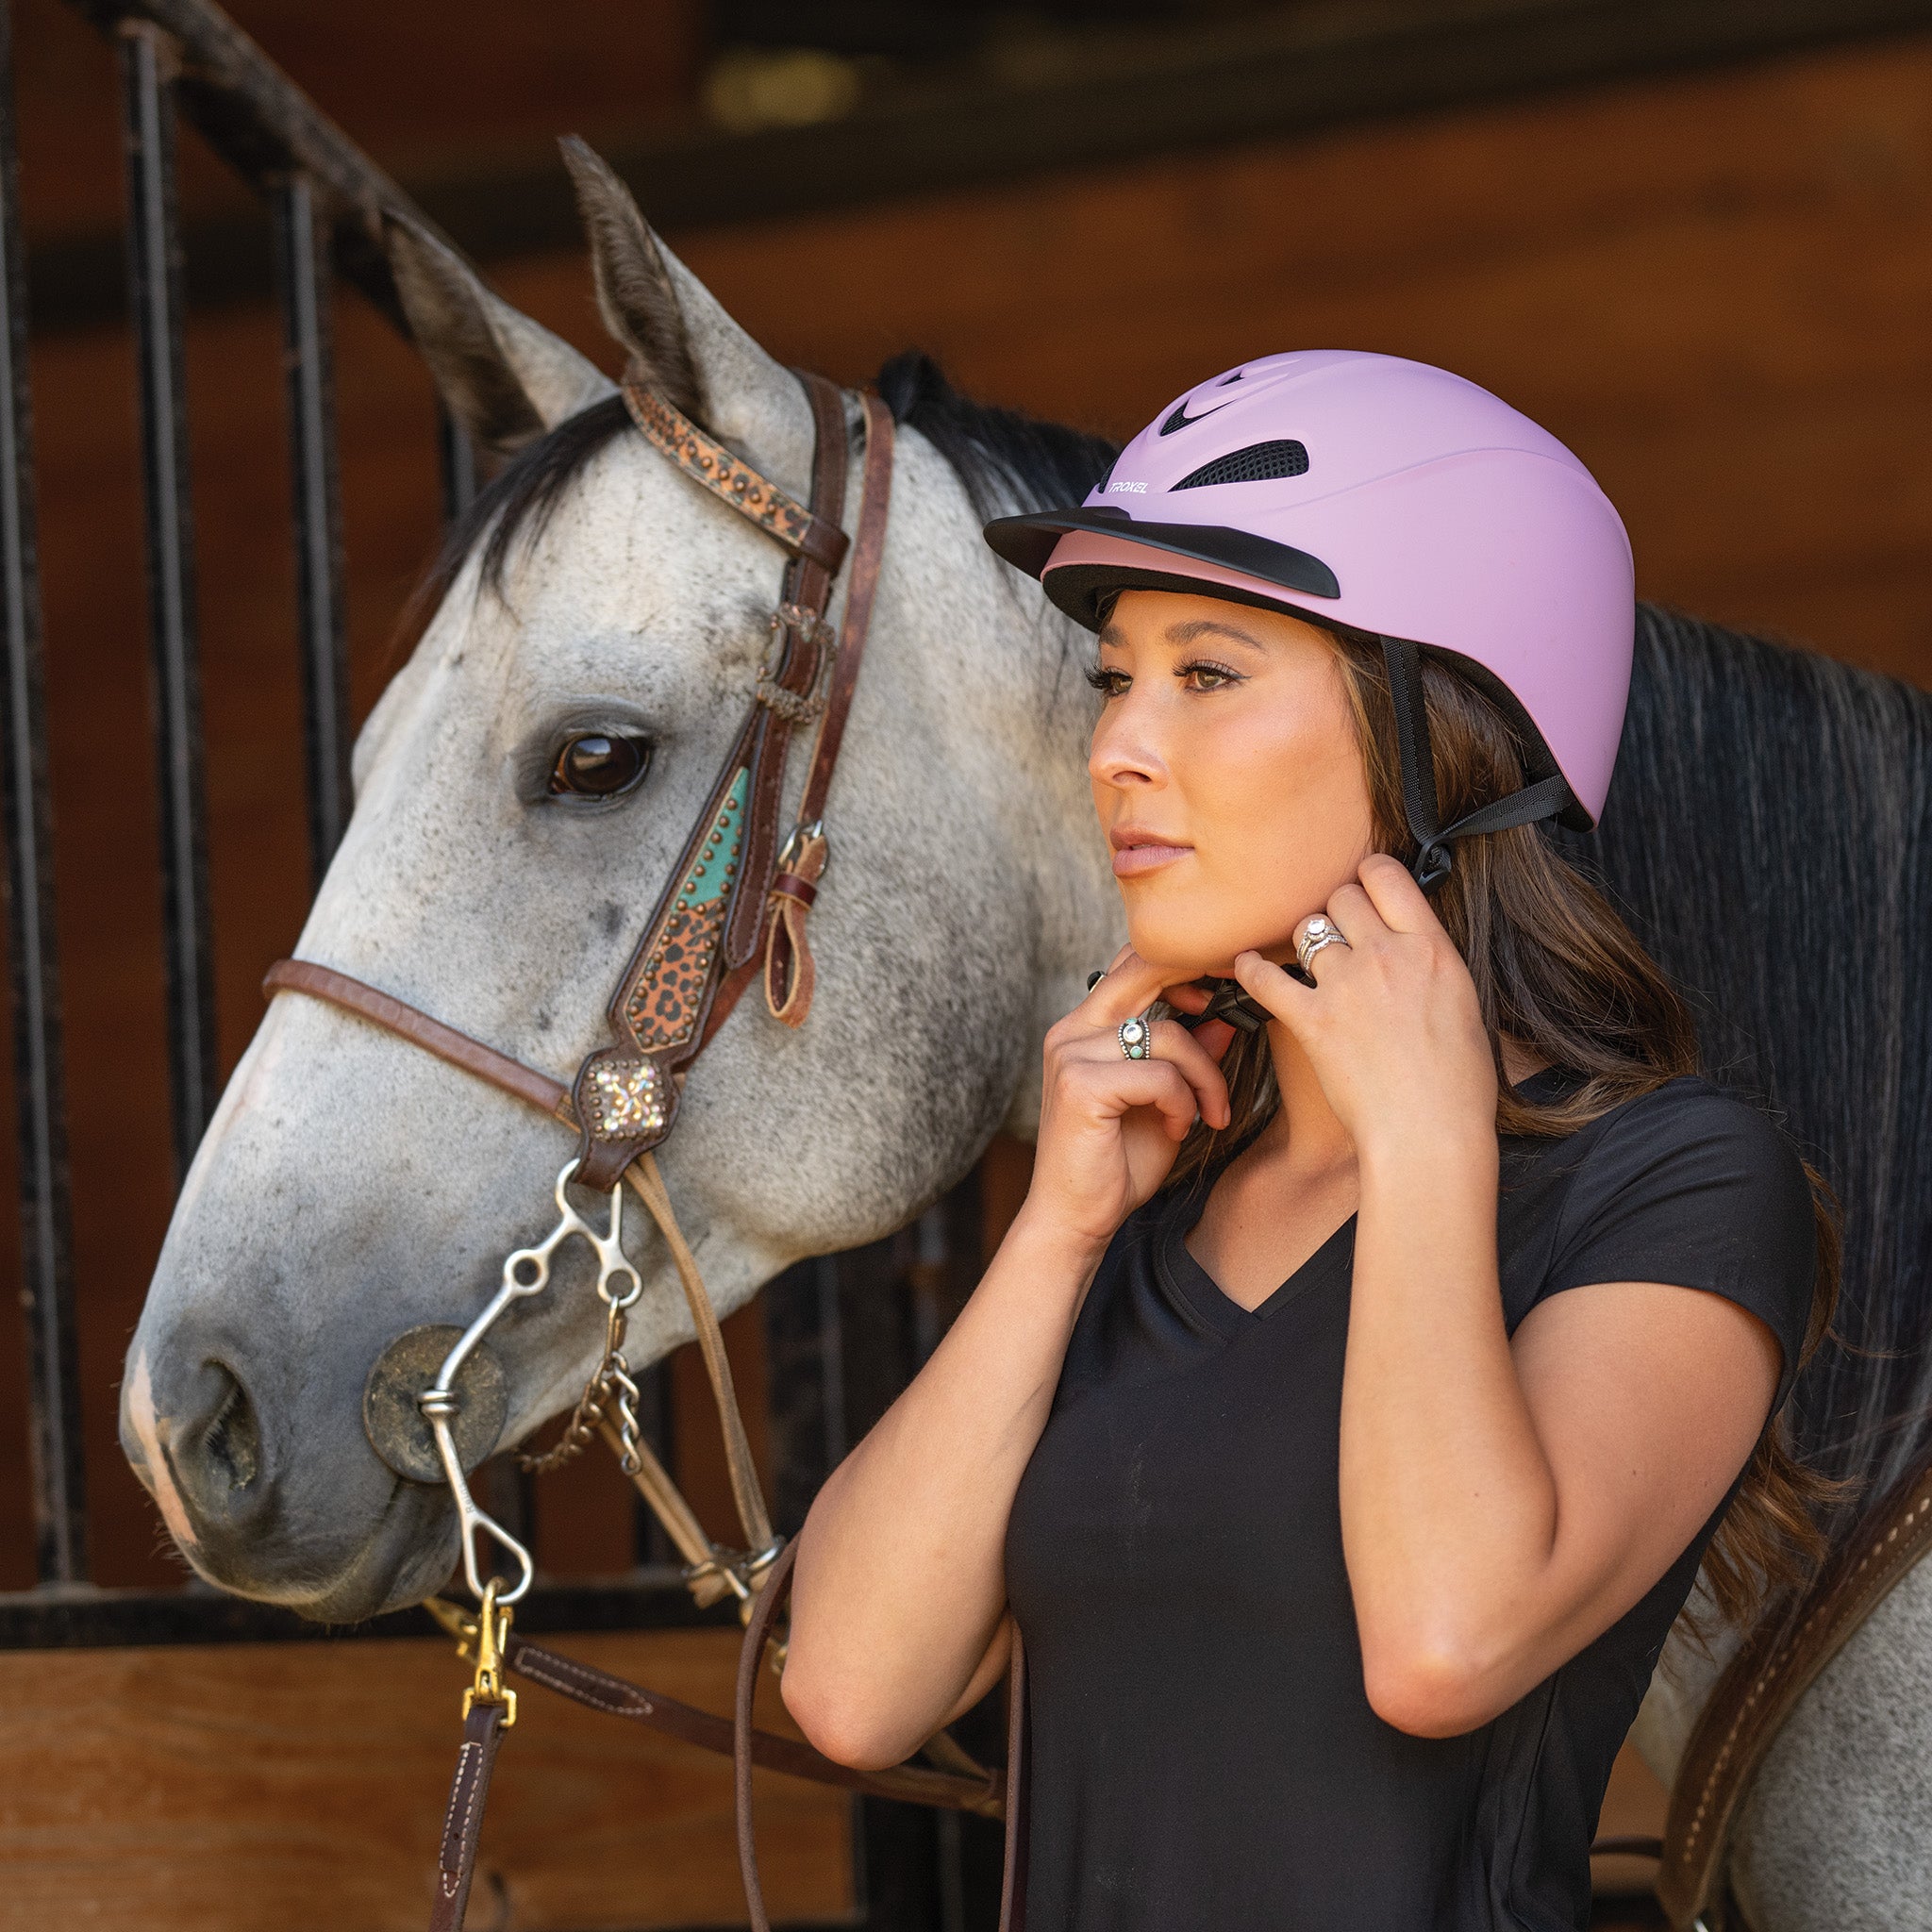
[1412,841,1453,894]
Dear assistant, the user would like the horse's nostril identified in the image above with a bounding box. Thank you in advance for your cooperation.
[200,1364,260,1492]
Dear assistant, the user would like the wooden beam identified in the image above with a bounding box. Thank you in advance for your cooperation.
[30,0,1932,332]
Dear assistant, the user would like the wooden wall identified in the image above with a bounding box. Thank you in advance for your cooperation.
[0,1628,857,1930]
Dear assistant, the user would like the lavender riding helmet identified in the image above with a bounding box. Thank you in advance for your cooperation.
[983,350,1635,891]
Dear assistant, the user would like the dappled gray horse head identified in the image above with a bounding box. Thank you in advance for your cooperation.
[121,143,1119,1622]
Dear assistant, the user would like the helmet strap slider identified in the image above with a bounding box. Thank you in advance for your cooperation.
[1381,636,1573,897]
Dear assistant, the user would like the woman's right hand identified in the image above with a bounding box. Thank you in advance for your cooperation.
[1022,948,1236,1252]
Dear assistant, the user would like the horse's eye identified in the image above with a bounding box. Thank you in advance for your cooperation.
[549,733,651,798]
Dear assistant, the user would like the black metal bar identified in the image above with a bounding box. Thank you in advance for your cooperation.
[0,0,85,1588]
[271,171,348,883]
[120,22,216,1181]
[438,404,477,525]
[630,1359,679,1568]
[0,1572,728,1649]
[65,0,439,327]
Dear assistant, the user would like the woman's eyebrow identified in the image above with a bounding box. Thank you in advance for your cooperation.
[1167,617,1269,652]
[1097,621,1125,648]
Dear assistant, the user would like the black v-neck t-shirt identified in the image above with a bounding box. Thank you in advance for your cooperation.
[1003,1074,1815,1932]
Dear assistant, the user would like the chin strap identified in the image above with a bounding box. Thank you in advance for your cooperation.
[1381,637,1572,893]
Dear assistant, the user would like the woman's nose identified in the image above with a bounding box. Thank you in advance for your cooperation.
[1089,698,1166,791]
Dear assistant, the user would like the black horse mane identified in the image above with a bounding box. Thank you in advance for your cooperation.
[441,355,1932,1533]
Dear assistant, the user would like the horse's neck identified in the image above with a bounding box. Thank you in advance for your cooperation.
[879,451,1123,1143]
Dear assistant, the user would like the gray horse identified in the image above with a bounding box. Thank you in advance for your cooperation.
[122,147,1932,1930]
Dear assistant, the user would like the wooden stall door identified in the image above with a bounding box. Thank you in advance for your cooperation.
[0,1629,857,1930]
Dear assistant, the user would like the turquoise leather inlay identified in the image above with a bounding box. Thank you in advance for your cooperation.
[683,768,748,908]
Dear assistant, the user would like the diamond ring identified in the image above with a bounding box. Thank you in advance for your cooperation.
[1118,1015,1153,1060]
[1294,914,1351,981]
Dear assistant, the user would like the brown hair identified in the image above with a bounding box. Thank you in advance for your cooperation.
[1168,625,1842,1631]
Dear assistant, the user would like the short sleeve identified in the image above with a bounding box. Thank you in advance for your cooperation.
[1537,1079,1817,1413]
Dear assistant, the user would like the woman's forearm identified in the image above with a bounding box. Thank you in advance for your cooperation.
[782,1206,1106,1767]
[1339,1129,1561,1731]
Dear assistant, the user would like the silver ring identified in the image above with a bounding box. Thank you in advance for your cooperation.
[1118,1015,1153,1060]
[1294,915,1351,980]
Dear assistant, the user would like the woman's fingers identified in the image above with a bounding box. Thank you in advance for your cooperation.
[1079,947,1175,1026]
[1064,1054,1207,1141]
[1230,949,1311,1024]
[1321,880,1383,949]
[1161,980,1212,1016]
[1190,1016,1237,1062]
[1140,1018,1232,1130]
[1355,850,1442,934]
[1058,1017,1232,1133]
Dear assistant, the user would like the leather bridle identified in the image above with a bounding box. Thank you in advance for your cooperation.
[262,365,1020,1930]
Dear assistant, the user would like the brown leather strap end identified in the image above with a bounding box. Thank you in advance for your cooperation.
[763,895,816,1028]
[429,1700,509,1932]
[737,1538,798,1932]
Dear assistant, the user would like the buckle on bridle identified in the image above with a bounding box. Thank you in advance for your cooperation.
[682,1536,787,1609]
[769,602,836,652]
[775,821,825,876]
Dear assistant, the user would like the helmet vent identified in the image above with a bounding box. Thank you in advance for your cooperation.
[1173,440,1309,489]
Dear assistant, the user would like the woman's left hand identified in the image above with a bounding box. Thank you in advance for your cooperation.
[1230,852,1498,1164]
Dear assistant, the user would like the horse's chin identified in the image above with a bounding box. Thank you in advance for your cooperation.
[182,1483,460,1625]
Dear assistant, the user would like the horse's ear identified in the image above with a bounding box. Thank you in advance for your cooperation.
[382,211,617,456]
[558,137,817,503]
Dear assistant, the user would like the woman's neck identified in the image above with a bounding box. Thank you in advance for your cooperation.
[1257,1019,1354,1176]
[1256,1019,1547,1173]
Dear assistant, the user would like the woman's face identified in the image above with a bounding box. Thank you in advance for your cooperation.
[1088,588,1375,977]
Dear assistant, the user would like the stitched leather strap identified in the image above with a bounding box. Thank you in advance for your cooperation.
[758,392,897,1028]
[499,1615,1002,1817]
[428,1699,510,1932]
[795,393,893,834]
[1657,1450,1932,1928]
[409,1605,1002,1932]
[264,958,571,1118]
[623,379,849,573]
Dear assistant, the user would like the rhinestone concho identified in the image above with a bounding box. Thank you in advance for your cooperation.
[585,1057,670,1141]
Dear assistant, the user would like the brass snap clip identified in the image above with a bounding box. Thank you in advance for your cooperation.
[451,1576,518,1727]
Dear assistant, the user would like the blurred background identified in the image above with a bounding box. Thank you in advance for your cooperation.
[6,0,1932,1924]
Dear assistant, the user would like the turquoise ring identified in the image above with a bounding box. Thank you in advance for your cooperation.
[1118,1015,1153,1060]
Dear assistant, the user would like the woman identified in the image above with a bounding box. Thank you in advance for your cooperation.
[781,351,1832,1930]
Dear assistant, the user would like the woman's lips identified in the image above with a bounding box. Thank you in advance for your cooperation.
[1111,841,1191,878]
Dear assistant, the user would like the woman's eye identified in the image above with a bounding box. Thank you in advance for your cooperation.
[1084,664,1130,697]
[549,733,652,798]
[1178,659,1241,691]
